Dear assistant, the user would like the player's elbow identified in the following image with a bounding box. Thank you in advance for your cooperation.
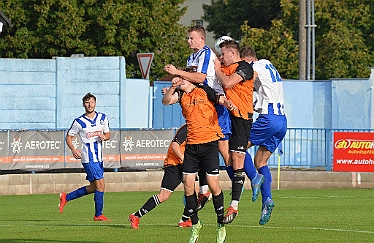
[162,99,171,105]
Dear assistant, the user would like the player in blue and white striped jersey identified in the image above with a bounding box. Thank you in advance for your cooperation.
[241,46,287,226]
[59,92,111,221]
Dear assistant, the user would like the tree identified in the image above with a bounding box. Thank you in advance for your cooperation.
[240,0,373,80]
[0,0,191,81]
[202,0,281,40]
[313,0,372,79]
[240,1,299,79]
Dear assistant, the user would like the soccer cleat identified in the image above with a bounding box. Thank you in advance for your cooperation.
[222,206,238,224]
[194,192,212,212]
[259,198,275,225]
[189,220,202,243]
[251,174,265,202]
[58,192,67,214]
[129,214,140,229]
[93,214,110,221]
[178,219,192,228]
[216,223,226,243]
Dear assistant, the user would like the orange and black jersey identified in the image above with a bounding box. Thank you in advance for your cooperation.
[163,124,187,167]
[221,60,254,120]
[176,85,224,144]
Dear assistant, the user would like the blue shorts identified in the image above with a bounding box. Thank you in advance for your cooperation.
[82,162,104,182]
[215,104,231,140]
[249,114,287,153]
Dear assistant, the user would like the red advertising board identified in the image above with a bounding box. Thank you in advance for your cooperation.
[333,132,374,172]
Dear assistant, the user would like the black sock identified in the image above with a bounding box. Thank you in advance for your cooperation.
[185,194,199,224]
[134,195,160,218]
[181,205,190,221]
[232,168,245,201]
[212,190,225,223]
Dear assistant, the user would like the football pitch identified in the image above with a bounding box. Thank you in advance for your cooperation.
[0,189,373,243]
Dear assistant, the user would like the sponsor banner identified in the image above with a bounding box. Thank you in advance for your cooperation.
[1,129,173,171]
[65,130,121,169]
[120,129,173,169]
[8,130,65,171]
[0,131,9,169]
[333,132,374,172]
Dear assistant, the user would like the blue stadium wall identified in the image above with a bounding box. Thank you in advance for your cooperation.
[0,57,373,131]
[0,57,151,130]
[153,70,374,130]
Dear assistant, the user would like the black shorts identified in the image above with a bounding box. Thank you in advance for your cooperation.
[182,140,220,176]
[160,165,183,192]
[229,115,252,153]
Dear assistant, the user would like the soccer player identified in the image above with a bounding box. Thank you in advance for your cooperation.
[59,92,111,221]
[162,67,237,243]
[214,39,261,224]
[240,46,288,225]
[164,25,232,208]
[128,124,194,229]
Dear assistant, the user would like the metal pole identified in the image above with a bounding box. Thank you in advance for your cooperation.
[306,0,311,80]
[312,0,316,80]
[299,0,307,80]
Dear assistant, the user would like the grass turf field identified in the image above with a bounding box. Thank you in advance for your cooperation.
[0,189,373,243]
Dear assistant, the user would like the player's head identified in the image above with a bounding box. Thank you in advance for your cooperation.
[82,92,96,113]
[183,66,197,73]
[215,36,234,56]
[178,67,197,91]
[187,25,206,51]
[240,46,257,63]
[219,39,240,66]
[82,92,96,103]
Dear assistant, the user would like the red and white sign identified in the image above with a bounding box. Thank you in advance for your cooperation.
[137,53,154,79]
[333,132,374,172]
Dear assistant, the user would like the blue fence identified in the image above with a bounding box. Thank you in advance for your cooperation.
[253,128,374,171]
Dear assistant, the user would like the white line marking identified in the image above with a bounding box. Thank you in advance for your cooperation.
[1,223,373,234]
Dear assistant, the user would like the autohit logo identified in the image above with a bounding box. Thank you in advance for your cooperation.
[335,139,374,150]
[11,137,22,153]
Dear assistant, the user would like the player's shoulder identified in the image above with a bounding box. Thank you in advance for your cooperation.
[256,59,272,66]
[238,60,252,68]
[96,111,106,115]
[75,114,85,121]
[202,45,216,58]
[96,112,108,122]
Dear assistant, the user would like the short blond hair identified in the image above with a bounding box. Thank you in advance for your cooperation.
[188,25,206,38]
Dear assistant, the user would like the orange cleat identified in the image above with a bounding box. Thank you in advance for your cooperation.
[58,192,67,214]
[178,219,192,228]
[222,206,238,224]
[93,214,110,221]
[128,214,140,229]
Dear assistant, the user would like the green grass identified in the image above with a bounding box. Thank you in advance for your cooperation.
[0,189,373,242]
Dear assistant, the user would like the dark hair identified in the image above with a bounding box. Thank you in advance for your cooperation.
[240,46,257,59]
[219,39,239,51]
[82,92,96,103]
[188,25,206,38]
[183,66,197,73]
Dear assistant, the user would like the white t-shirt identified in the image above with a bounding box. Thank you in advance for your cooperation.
[186,45,224,94]
[67,112,110,163]
[252,59,285,115]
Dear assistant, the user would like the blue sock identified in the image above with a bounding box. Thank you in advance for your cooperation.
[226,166,234,181]
[244,151,257,181]
[94,190,104,217]
[258,166,272,203]
[66,186,88,201]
